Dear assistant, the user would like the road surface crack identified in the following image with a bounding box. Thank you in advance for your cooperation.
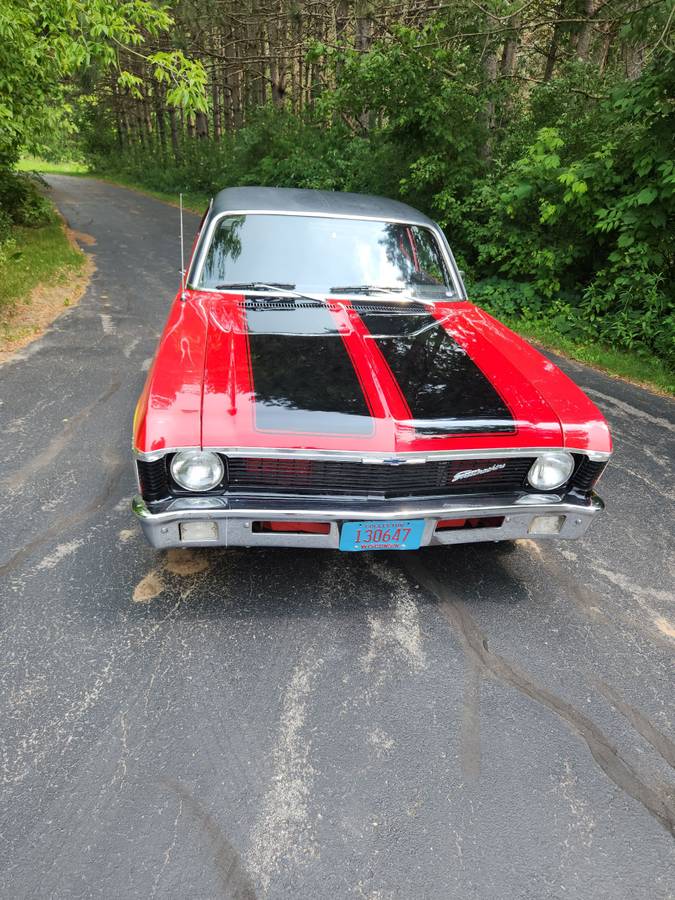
[161,780,256,899]
[3,380,121,492]
[403,556,675,837]
[0,457,125,577]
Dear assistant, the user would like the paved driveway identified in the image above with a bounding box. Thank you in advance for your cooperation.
[0,175,673,899]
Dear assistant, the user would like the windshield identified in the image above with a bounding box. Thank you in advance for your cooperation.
[196,213,455,298]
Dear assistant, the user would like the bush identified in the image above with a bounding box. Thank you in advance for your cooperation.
[0,172,54,228]
[459,61,674,369]
[0,207,11,246]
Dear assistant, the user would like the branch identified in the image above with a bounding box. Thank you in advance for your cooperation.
[498,73,609,100]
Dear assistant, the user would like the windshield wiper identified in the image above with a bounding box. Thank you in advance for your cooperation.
[329,284,405,294]
[214,281,296,292]
[330,284,439,309]
[214,281,326,307]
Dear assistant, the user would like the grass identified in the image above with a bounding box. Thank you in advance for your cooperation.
[92,170,209,213]
[18,156,208,213]
[0,216,85,319]
[17,156,89,176]
[501,316,674,396]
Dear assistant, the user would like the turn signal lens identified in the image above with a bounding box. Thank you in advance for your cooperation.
[529,515,565,535]
[527,452,574,491]
[179,520,219,541]
[171,450,224,491]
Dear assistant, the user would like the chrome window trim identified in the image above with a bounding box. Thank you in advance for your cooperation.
[186,209,466,300]
[134,446,611,463]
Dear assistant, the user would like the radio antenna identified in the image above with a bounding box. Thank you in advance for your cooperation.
[179,192,187,301]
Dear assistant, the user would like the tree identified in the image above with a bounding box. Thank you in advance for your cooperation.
[0,0,206,171]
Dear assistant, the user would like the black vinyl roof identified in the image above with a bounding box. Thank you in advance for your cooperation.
[209,186,436,226]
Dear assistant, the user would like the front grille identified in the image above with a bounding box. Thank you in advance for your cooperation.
[226,456,535,498]
[137,452,607,503]
[571,458,607,493]
[137,458,169,501]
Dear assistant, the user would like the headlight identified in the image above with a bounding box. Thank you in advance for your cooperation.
[527,452,574,490]
[170,450,224,491]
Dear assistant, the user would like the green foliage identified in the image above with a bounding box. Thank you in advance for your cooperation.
[0,0,206,267]
[82,17,674,375]
[0,0,206,173]
[463,60,674,368]
[316,23,486,214]
[0,169,56,303]
[0,172,54,231]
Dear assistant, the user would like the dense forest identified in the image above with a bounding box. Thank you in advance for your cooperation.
[3,1,674,371]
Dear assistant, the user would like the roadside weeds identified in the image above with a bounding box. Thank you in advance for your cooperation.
[0,212,94,365]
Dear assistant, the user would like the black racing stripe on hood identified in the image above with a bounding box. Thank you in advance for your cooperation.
[245,304,374,435]
[358,311,515,435]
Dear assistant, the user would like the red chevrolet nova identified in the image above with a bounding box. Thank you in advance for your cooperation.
[132,187,611,551]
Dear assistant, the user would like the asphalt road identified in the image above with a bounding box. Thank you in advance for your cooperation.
[1,175,673,900]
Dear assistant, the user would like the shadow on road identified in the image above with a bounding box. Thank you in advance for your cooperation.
[121,539,530,625]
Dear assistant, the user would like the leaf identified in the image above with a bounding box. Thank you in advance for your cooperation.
[635,187,658,205]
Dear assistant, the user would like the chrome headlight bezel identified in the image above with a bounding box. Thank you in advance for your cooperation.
[170,450,225,492]
[527,451,575,491]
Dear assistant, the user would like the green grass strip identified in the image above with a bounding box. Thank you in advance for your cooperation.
[0,219,84,319]
[501,316,674,396]
[17,156,89,176]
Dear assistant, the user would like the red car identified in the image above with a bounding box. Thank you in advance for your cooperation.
[132,187,611,551]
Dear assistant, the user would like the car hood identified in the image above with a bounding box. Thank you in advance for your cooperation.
[134,292,610,456]
[195,294,608,455]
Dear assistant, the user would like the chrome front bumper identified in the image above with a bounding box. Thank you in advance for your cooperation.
[132,492,604,550]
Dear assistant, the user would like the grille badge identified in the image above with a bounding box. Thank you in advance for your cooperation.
[368,457,426,466]
[452,463,507,482]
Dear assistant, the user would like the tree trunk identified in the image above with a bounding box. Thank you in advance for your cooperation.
[211,73,222,139]
[135,105,146,149]
[481,49,498,161]
[267,8,286,107]
[154,95,167,158]
[625,42,645,79]
[112,82,124,151]
[597,22,615,75]
[544,1,566,81]
[576,0,598,61]
[355,2,374,131]
[168,107,180,160]
[195,110,209,139]
[355,2,373,53]
[500,14,521,76]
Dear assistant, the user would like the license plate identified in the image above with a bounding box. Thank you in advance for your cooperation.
[339,519,425,552]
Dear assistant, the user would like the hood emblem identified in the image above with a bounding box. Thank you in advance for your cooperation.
[452,463,506,482]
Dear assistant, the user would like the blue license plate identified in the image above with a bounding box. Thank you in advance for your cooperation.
[339,519,425,552]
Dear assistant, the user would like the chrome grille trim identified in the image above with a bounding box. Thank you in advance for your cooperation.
[134,446,612,463]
